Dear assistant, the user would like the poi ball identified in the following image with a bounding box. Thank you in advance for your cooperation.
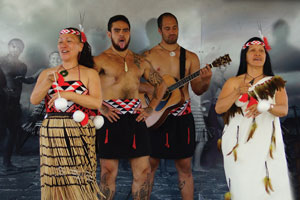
[54,97,68,110]
[73,110,85,122]
[235,99,247,107]
[93,115,104,130]
[257,100,271,113]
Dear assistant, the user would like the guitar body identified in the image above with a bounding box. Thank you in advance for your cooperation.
[139,54,231,129]
[140,74,185,129]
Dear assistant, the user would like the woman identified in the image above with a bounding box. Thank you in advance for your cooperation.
[31,27,102,199]
[215,37,293,200]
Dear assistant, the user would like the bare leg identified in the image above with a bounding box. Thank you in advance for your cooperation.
[99,159,119,200]
[149,157,160,197]
[130,156,151,200]
[175,157,194,200]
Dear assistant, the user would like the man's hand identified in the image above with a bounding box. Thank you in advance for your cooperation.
[14,76,25,82]
[100,105,120,123]
[199,64,212,85]
[135,106,153,122]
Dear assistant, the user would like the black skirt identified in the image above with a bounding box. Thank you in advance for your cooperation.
[96,113,150,159]
[149,113,196,159]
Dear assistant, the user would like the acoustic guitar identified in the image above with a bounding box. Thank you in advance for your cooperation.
[141,54,232,129]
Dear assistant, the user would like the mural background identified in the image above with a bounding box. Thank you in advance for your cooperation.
[0,0,299,199]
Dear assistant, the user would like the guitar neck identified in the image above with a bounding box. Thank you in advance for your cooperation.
[168,64,212,92]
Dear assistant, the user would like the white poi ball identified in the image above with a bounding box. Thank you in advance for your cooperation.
[257,100,271,113]
[73,110,85,122]
[235,99,247,107]
[93,115,104,129]
[54,97,68,110]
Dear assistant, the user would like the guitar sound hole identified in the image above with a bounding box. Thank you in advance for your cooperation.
[162,91,170,100]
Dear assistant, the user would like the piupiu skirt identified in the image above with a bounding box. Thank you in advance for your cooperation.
[40,113,102,200]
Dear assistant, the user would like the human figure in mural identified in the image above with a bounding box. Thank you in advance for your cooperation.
[191,94,208,171]
[200,65,227,168]
[141,12,212,199]
[0,38,35,170]
[31,27,102,199]
[269,19,300,107]
[94,15,166,199]
[0,67,7,148]
[215,36,293,200]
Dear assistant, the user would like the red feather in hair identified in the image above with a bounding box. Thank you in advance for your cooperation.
[263,37,271,51]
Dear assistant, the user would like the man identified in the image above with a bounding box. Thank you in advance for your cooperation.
[141,13,212,199]
[94,15,166,200]
[0,38,33,170]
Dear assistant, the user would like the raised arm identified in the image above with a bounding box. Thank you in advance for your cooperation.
[215,77,250,114]
[190,53,212,95]
[30,69,55,105]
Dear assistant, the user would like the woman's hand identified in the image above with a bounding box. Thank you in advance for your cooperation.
[47,92,69,108]
[47,72,59,83]
[245,104,260,118]
[235,81,250,96]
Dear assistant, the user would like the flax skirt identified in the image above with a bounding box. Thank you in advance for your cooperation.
[40,113,102,200]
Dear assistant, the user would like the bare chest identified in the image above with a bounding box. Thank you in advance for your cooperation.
[100,56,142,85]
[151,54,190,79]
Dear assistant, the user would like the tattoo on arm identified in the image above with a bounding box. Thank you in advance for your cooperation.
[149,69,163,86]
[100,173,115,200]
[152,84,158,99]
[133,53,141,69]
[178,180,186,191]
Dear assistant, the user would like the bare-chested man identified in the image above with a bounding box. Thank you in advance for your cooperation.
[140,13,212,200]
[94,15,167,200]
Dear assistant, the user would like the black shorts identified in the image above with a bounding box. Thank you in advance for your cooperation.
[96,113,150,159]
[149,113,195,159]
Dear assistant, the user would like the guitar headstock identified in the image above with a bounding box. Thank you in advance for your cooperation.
[211,54,232,68]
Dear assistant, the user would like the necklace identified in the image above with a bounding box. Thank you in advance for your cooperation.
[246,73,264,85]
[111,48,129,72]
[158,43,179,57]
[59,64,79,77]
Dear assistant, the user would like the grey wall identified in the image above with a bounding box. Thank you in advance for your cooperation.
[0,0,299,115]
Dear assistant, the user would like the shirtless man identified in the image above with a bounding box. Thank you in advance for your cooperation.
[141,13,212,199]
[94,15,166,200]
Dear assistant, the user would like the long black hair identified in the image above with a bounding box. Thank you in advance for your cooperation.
[236,37,274,76]
[61,27,94,68]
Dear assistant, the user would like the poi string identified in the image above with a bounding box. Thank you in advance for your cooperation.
[53,72,62,98]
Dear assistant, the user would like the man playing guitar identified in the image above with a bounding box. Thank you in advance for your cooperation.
[140,12,212,200]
